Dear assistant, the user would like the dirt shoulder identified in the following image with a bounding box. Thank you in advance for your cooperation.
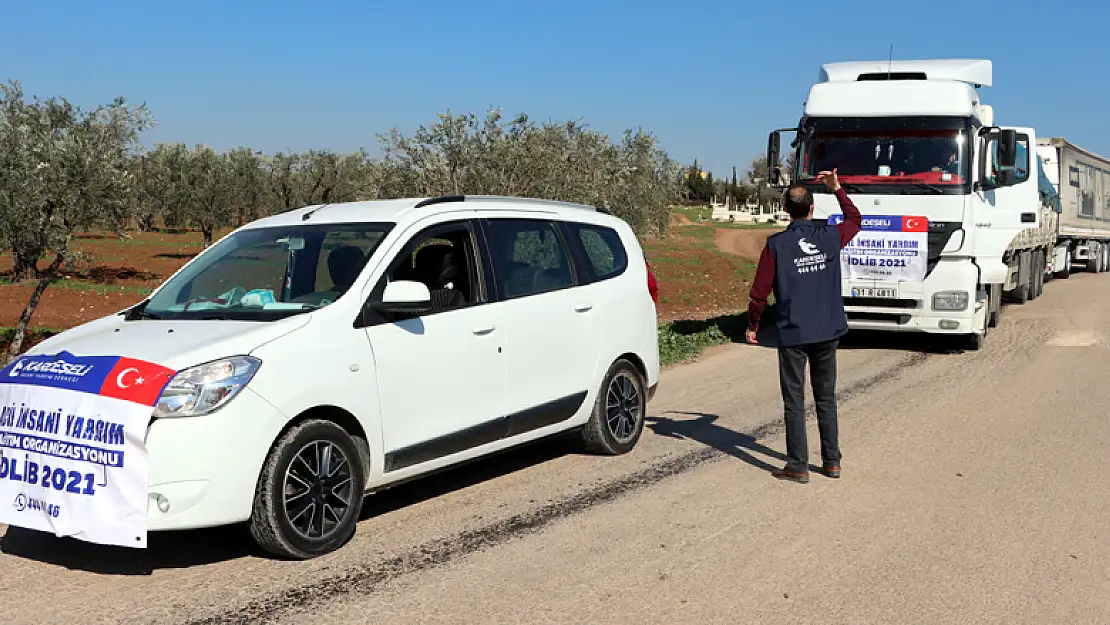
[713,226,781,262]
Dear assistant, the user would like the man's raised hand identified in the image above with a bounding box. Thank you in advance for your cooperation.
[815,168,841,192]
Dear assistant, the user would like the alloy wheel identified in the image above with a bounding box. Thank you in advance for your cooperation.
[282,440,355,540]
[605,372,642,443]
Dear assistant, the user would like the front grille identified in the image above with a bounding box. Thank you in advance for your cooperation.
[847,311,912,325]
[844,297,920,308]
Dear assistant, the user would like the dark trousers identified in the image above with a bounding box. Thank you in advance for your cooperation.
[777,339,841,472]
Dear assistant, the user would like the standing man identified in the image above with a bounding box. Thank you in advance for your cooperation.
[744,169,862,483]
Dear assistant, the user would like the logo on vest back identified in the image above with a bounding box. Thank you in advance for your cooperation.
[794,237,828,274]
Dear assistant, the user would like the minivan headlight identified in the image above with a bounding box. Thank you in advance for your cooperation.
[155,356,261,418]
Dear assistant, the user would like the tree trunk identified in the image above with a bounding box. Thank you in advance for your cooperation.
[5,254,64,364]
[137,213,157,232]
[202,225,214,247]
[10,252,39,282]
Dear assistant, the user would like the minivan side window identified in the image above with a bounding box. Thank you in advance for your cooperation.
[357,220,485,328]
[483,219,575,298]
[567,223,627,282]
[384,222,483,312]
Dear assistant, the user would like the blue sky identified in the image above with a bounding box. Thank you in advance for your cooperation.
[3,0,1105,178]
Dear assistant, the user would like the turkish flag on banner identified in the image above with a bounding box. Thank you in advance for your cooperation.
[901,216,929,232]
[98,357,176,407]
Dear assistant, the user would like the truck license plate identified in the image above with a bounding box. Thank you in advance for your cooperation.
[851,287,897,298]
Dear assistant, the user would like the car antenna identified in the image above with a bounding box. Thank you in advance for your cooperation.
[301,203,331,221]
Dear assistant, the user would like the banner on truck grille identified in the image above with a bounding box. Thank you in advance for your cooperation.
[0,351,174,548]
[828,214,929,282]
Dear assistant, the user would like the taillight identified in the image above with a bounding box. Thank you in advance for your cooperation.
[646,260,659,303]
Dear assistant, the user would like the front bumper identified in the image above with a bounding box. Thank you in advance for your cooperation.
[145,388,288,531]
[841,261,982,334]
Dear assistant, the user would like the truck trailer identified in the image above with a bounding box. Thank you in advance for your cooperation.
[765,58,1061,350]
[1037,137,1110,277]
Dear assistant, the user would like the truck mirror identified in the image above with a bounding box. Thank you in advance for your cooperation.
[998,129,1018,169]
[767,132,781,182]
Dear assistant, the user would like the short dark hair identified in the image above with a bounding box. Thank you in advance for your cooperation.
[783,184,813,219]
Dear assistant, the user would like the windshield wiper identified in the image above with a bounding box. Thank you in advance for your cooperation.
[903,182,945,194]
[800,177,864,193]
[124,300,162,321]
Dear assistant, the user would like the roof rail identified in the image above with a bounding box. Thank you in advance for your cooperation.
[464,195,598,211]
[414,194,466,208]
[412,194,599,212]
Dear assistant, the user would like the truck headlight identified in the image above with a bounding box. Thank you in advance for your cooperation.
[932,291,969,311]
[155,356,261,418]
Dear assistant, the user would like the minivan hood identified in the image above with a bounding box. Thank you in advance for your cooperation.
[26,313,311,373]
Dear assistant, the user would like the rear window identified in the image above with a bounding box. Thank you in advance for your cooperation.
[568,224,627,281]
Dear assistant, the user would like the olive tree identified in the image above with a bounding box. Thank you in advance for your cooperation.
[375,108,681,235]
[179,145,235,247]
[0,80,151,360]
[226,147,270,225]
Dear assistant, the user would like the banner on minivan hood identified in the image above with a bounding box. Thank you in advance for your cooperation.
[828,213,929,282]
[0,351,174,548]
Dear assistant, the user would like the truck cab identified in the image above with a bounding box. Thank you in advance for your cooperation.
[766,59,1041,349]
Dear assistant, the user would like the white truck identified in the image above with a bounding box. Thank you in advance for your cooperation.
[1037,137,1110,278]
[766,58,1069,350]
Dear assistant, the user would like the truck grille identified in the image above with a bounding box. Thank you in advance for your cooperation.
[844,297,920,308]
[846,312,913,325]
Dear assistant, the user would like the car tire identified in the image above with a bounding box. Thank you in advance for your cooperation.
[581,359,647,456]
[248,419,366,560]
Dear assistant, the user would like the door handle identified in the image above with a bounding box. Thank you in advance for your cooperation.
[472,326,495,336]
[574,304,593,313]
[1021,212,1036,223]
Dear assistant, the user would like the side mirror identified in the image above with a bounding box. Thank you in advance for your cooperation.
[997,129,1018,169]
[373,280,432,315]
[766,131,781,182]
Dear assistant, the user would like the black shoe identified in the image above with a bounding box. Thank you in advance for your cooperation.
[771,467,809,483]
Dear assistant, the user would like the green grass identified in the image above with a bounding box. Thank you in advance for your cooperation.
[0,326,62,354]
[0,277,154,296]
[715,221,784,230]
[659,313,750,366]
[670,205,712,222]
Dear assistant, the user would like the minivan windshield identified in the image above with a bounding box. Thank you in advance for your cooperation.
[136,222,393,321]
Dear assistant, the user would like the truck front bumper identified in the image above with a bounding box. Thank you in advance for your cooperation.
[842,260,986,334]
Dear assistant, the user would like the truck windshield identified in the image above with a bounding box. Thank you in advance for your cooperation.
[795,117,972,195]
[135,222,393,322]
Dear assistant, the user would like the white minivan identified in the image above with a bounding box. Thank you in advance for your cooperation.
[25,194,662,558]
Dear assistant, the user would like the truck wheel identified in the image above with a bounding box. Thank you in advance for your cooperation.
[1027,254,1035,299]
[962,331,984,351]
[1056,249,1072,279]
[1010,251,1030,304]
[987,286,1000,328]
[1088,245,1101,273]
[1034,252,1045,297]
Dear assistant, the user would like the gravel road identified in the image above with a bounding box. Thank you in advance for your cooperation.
[3,270,1109,625]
